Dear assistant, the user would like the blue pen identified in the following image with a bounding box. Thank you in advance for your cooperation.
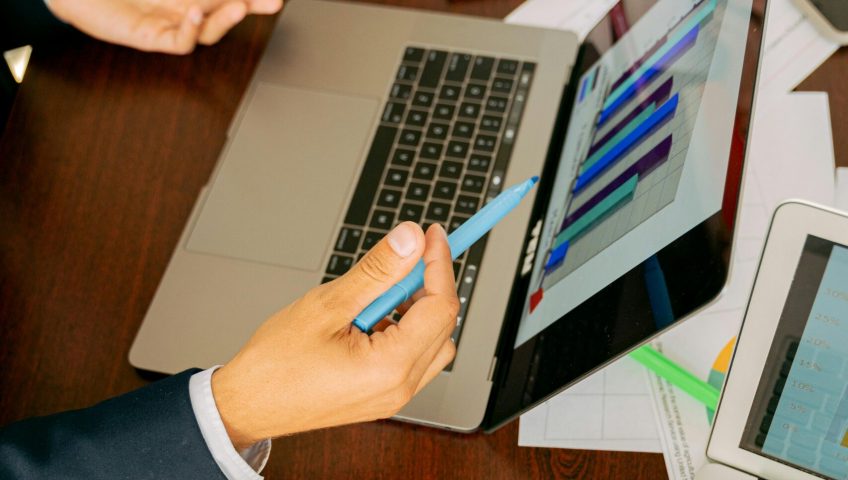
[353,176,539,332]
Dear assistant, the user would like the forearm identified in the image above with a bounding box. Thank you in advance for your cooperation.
[0,369,228,480]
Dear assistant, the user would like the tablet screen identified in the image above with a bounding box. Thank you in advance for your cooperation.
[742,236,848,480]
[484,0,764,430]
[515,0,752,347]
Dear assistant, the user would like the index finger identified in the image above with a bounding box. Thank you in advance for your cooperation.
[391,225,459,358]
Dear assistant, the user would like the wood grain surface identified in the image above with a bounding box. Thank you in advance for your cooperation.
[0,0,844,478]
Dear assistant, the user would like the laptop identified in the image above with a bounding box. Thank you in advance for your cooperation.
[131,0,767,432]
[698,202,848,480]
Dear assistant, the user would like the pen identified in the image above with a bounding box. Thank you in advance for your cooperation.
[629,344,720,411]
[353,176,539,332]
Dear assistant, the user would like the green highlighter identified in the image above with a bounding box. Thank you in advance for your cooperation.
[629,344,720,411]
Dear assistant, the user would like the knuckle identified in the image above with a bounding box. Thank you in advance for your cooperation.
[357,252,395,283]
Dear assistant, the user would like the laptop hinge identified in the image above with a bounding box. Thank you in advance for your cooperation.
[487,356,498,382]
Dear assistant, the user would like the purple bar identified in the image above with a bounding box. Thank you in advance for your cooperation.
[598,25,699,126]
[608,35,669,93]
[562,136,673,230]
[588,78,673,158]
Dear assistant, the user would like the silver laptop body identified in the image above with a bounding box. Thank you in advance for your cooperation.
[130,0,578,431]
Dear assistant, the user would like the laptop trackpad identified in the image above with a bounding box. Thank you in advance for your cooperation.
[187,83,378,270]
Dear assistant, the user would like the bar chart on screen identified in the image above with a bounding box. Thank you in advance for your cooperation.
[528,0,723,313]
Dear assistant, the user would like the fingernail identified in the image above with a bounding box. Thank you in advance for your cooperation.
[387,223,417,258]
[189,8,203,25]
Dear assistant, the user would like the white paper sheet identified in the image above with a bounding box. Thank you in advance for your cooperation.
[648,92,836,480]
[519,356,662,452]
[757,0,840,98]
[505,0,620,40]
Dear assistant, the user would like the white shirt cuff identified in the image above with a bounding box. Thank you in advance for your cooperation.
[189,367,272,480]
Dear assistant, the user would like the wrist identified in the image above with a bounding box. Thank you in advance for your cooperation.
[211,366,265,451]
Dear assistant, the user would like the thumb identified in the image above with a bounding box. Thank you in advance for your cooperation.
[319,222,425,327]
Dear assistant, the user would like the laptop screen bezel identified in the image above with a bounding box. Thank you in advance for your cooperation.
[482,0,768,432]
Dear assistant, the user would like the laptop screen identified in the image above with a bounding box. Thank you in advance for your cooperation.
[741,236,848,480]
[484,0,765,430]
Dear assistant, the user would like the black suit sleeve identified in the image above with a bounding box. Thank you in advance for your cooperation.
[0,369,229,480]
[1,0,74,51]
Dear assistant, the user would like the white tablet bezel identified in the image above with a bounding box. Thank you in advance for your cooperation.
[707,200,848,480]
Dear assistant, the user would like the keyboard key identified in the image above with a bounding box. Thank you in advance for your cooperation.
[420,142,443,160]
[446,140,469,158]
[449,215,468,232]
[327,254,354,276]
[377,189,402,208]
[420,50,448,88]
[334,227,362,253]
[433,103,455,121]
[440,85,461,102]
[321,276,336,285]
[426,123,449,140]
[455,195,479,214]
[452,121,474,138]
[439,160,463,179]
[465,84,486,100]
[406,182,430,201]
[396,64,418,82]
[406,110,428,127]
[468,154,491,172]
[392,148,414,166]
[412,91,434,108]
[480,115,503,132]
[362,231,383,250]
[496,59,519,76]
[433,181,457,200]
[458,102,481,119]
[344,126,396,225]
[470,56,495,81]
[398,129,421,146]
[390,83,412,101]
[398,203,424,223]
[474,134,497,152]
[445,53,471,82]
[485,96,508,113]
[461,174,486,193]
[385,168,408,188]
[403,46,425,63]
[382,102,406,124]
[426,202,451,222]
[370,210,395,230]
[492,77,514,94]
[413,162,437,180]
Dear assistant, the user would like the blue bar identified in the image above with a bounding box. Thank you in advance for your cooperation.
[579,76,589,103]
[599,25,697,124]
[574,94,678,193]
[601,0,715,115]
[545,241,569,270]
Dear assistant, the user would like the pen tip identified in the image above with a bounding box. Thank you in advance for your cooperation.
[530,176,540,185]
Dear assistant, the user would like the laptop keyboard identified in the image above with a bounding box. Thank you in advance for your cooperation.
[322,46,536,352]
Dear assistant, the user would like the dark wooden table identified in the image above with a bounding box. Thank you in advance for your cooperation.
[0,1,844,478]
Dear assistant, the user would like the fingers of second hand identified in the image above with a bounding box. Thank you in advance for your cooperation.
[198,2,247,45]
[393,225,459,357]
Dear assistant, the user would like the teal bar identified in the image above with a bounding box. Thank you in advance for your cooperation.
[603,0,717,111]
[554,175,639,248]
[581,103,657,175]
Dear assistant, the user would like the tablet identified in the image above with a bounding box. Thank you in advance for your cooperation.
[708,201,848,480]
